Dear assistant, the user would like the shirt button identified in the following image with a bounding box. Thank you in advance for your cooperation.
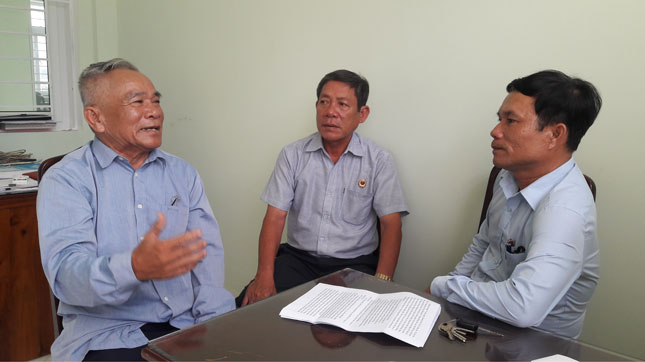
[137,204,143,209]
[134,172,138,177]
[164,296,169,302]
[140,236,144,241]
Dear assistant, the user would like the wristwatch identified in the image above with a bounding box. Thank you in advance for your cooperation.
[375,272,392,281]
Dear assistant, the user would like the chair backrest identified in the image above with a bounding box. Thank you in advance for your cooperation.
[37,154,66,182]
[37,153,67,337]
[584,175,596,201]
[478,166,597,228]
[478,167,502,228]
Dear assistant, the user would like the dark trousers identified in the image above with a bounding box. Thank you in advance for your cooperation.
[83,322,178,361]
[236,243,378,307]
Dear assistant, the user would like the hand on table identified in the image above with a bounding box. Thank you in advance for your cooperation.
[242,274,276,306]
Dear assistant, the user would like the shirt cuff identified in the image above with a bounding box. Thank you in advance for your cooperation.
[260,196,291,212]
[109,251,140,289]
[430,275,452,299]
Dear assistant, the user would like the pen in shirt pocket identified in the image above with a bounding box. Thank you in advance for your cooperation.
[170,195,179,206]
[505,239,525,253]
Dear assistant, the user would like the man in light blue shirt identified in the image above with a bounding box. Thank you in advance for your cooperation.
[430,70,602,339]
[239,70,408,306]
[37,58,235,361]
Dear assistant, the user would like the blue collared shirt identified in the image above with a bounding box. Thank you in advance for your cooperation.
[431,158,599,338]
[262,132,408,258]
[37,138,235,361]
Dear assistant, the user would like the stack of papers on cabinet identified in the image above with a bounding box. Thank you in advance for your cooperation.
[0,113,56,130]
[280,283,441,347]
[0,177,38,194]
[0,162,40,194]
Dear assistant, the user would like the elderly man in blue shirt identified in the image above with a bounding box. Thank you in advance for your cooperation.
[430,70,602,339]
[37,58,235,361]
[239,70,409,306]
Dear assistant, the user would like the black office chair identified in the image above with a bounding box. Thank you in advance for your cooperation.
[38,153,68,337]
[478,166,597,228]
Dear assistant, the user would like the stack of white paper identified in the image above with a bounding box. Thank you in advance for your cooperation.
[280,283,441,348]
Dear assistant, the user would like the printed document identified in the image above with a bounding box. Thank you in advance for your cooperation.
[279,283,441,347]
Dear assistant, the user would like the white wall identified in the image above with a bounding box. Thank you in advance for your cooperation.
[2,0,642,358]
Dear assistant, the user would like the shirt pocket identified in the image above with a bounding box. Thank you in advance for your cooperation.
[159,204,190,240]
[341,189,373,225]
[503,248,527,272]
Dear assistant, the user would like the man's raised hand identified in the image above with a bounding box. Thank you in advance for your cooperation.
[132,212,207,280]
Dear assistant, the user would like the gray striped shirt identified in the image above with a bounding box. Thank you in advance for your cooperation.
[262,132,408,258]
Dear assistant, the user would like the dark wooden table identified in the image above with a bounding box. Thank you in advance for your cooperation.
[142,269,632,361]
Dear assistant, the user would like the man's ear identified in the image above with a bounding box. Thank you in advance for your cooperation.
[549,123,568,149]
[84,106,105,133]
[358,105,370,124]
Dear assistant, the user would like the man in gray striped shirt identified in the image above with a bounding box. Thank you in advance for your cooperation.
[238,70,408,307]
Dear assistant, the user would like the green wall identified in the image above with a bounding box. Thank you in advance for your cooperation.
[116,1,644,357]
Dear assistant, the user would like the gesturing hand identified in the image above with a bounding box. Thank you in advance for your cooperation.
[131,212,207,281]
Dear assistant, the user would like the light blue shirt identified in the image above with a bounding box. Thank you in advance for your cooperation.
[37,138,235,361]
[431,158,599,338]
[262,132,408,258]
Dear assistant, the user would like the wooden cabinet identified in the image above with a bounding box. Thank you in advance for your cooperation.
[0,192,55,360]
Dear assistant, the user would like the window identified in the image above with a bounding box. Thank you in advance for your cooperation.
[0,0,79,132]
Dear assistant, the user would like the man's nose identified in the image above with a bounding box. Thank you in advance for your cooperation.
[324,102,339,117]
[146,102,162,118]
[490,122,502,138]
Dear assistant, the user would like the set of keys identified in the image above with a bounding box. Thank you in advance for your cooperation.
[438,318,504,343]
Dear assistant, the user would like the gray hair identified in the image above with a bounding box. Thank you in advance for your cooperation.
[78,58,139,107]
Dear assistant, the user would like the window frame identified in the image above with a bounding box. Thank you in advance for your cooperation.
[0,0,80,132]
